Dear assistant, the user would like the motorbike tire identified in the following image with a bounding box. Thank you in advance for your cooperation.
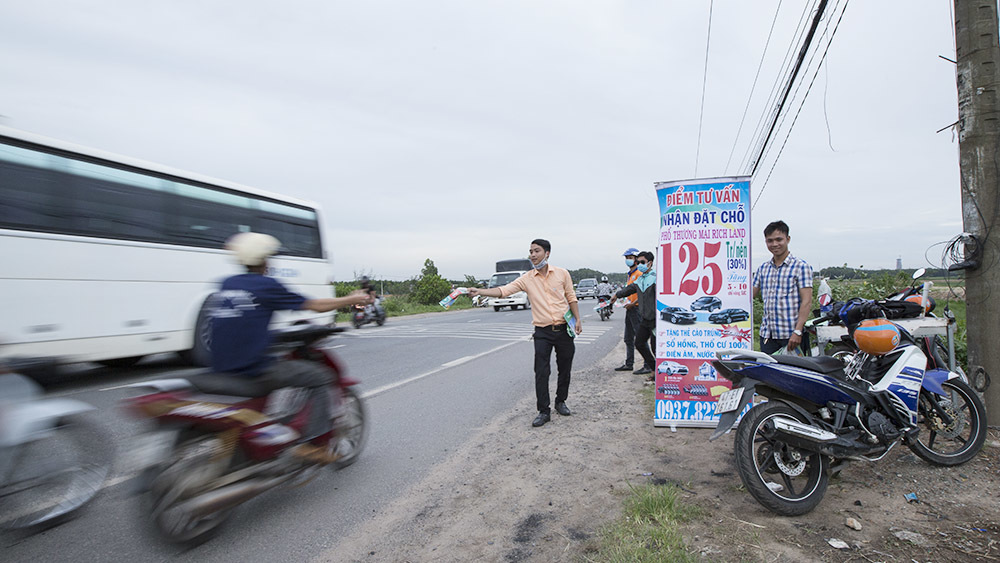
[149,435,233,544]
[0,414,111,530]
[332,387,368,469]
[352,316,363,329]
[906,378,987,466]
[494,306,501,312]
[733,402,830,516]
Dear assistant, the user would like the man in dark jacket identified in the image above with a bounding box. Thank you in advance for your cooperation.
[610,250,656,375]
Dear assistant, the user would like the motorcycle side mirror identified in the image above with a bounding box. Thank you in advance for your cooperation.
[911,268,926,281]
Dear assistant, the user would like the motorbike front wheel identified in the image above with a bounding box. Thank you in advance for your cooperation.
[733,402,830,516]
[0,414,111,529]
[332,388,368,469]
[907,378,986,466]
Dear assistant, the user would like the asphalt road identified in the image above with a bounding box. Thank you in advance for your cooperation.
[4,302,623,562]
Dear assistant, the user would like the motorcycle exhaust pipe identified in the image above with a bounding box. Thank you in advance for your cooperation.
[771,417,837,443]
[175,474,295,519]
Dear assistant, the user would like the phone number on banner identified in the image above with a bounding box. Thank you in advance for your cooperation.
[655,399,720,421]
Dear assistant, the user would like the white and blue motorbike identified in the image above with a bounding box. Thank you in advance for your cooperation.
[709,307,986,516]
[0,359,111,529]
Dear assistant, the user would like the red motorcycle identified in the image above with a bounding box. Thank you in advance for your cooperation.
[124,325,366,544]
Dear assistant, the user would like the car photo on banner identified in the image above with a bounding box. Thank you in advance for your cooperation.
[660,306,696,324]
[653,359,731,403]
[708,308,750,324]
[690,296,722,312]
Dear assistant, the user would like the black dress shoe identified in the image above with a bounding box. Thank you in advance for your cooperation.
[555,402,571,416]
[614,364,634,372]
[532,412,551,427]
[633,366,653,375]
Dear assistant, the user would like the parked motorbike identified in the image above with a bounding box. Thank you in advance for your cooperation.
[595,295,614,321]
[124,325,367,543]
[0,358,111,529]
[709,304,986,516]
[352,300,386,329]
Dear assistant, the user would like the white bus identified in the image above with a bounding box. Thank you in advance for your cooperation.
[0,127,335,367]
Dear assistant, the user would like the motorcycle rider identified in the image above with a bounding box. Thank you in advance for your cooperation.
[595,276,614,300]
[358,276,386,321]
[211,232,372,463]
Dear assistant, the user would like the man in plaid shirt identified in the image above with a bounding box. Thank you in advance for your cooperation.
[752,220,813,355]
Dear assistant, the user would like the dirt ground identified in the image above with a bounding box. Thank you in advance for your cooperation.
[320,339,1000,563]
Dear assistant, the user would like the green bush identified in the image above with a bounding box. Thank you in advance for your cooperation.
[381,296,407,313]
[413,259,452,305]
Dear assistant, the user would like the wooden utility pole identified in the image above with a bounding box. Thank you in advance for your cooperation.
[954,0,1000,423]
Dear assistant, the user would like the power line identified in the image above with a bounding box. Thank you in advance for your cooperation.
[754,0,841,176]
[747,0,830,177]
[694,0,714,177]
[725,0,784,174]
[752,0,851,209]
[737,0,817,175]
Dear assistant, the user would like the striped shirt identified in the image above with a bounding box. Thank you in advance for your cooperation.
[753,254,813,339]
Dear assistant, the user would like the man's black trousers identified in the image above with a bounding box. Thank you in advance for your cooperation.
[533,325,575,414]
[623,306,640,368]
[634,319,656,369]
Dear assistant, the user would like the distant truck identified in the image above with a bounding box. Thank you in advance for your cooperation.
[496,259,532,272]
[488,258,532,311]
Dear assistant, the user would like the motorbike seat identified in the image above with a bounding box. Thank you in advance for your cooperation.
[184,372,289,398]
[772,354,846,375]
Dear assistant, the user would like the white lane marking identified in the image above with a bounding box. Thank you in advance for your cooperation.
[467,319,482,323]
[441,356,474,368]
[361,339,526,400]
[330,344,346,349]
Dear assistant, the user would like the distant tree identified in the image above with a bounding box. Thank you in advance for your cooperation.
[413,259,452,305]
[463,274,482,288]
[568,268,605,283]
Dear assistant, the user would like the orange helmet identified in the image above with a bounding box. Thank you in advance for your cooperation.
[904,294,935,314]
[854,319,900,355]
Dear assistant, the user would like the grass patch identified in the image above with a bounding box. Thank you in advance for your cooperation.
[590,482,702,562]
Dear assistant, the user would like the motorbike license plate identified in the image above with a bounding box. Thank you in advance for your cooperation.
[716,387,744,414]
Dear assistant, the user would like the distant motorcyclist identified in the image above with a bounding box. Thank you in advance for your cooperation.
[211,232,371,463]
[358,276,386,317]
[595,276,614,300]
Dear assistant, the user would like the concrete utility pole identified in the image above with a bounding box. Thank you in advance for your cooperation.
[954,0,1000,423]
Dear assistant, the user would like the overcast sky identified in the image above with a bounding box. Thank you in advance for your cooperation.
[1,1,965,280]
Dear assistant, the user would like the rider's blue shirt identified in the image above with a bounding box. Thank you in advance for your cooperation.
[210,273,307,377]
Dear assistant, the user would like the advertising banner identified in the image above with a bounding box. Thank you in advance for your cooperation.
[653,177,752,428]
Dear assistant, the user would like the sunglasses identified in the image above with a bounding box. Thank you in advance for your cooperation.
[636,261,648,265]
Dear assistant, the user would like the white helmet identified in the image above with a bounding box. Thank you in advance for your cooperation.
[226,232,281,266]
[601,276,608,282]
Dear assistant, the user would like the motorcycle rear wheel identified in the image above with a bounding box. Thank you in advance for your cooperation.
[907,379,986,466]
[733,402,830,516]
[149,436,233,544]
[0,414,110,529]
[332,388,368,469]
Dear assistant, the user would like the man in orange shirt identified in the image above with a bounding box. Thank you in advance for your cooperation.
[469,239,582,427]
[615,248,642,372]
